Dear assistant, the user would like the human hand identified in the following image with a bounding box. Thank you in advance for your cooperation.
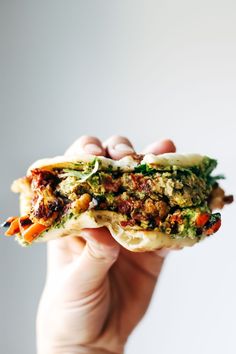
[36,135,176,354]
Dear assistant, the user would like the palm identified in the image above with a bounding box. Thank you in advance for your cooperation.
[44,235,164,351]
[108,248,164,341]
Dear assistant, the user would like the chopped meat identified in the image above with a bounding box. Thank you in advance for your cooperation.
[72,193,92,213]
[102,175,121,192]
[155,200,170,219]
[143,199,170,219]
[208,185,234,210]
[30,169,61,226]
[24,164,232,238]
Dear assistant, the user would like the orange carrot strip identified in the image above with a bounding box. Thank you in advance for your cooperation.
[4,216,18,224]
[18,216,33,234]
[23,223,47,243]
[5,218,20,236]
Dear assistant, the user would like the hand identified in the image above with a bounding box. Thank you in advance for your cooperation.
[36,136,176,354]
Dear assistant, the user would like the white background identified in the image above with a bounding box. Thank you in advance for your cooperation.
[0,1,236,353]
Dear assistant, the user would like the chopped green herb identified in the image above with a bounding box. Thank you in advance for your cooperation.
[207,174,225,186]
[134,164,157,175]
[60,159,100,182]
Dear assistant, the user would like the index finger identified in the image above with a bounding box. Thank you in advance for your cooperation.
[64,135,106,156]
[142,139,176,155]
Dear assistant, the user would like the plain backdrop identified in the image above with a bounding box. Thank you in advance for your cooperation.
[0,1,236,353]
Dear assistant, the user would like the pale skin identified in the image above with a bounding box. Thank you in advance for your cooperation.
[36,135,176,354]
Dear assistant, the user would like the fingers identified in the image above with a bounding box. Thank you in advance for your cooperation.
[154,248,171,258]
[65,134,135,160]
[65,135,176,160]
[64,135,106,156]
[103,135,135,160]
[47,236,86,275]
[69,227,120,293]
[142,139,176,155]
[154,246,183,258]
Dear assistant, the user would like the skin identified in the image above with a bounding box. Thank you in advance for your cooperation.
[36,136,176,354]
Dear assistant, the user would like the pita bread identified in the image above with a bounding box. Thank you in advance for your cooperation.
[13,152,212,251]
[21,210,200,251]
[27,152,208,175]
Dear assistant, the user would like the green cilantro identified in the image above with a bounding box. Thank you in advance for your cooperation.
[134,164,157,175]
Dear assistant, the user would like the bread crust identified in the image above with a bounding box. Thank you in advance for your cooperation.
[22,210,202,251]
[26,153,206,175]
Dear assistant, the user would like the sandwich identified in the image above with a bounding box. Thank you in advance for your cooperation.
[1,153,233,251]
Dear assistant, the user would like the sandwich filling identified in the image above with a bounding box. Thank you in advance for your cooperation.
[2,155,233,244]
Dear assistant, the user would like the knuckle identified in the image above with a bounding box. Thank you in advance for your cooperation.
[79,135,101,145]
[104,135,132,147]
[87,242,119,263]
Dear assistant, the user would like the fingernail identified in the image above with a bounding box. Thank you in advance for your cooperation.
[84,144,103,155]
[114,143,134,153]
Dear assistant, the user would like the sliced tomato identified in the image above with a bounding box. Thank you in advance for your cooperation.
[196,213,210,228]
[204,219,221,236]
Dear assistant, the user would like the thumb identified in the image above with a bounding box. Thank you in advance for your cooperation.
[70,227,120,294]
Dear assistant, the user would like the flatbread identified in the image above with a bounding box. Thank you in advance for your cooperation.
[30,210,201,251]
[13,152,212,250]
[27,153,207,175]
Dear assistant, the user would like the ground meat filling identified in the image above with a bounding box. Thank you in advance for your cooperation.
[28,167,230,238]
[30,169,63,226]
